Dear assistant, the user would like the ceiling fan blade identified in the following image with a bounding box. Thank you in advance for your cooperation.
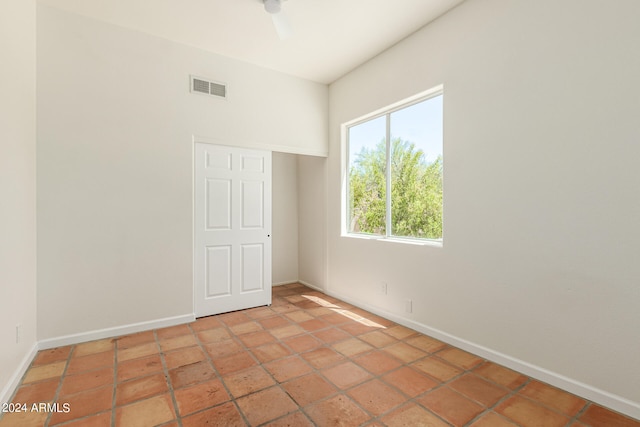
[271,10,293,40]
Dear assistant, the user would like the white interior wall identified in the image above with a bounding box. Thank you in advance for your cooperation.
[297,155,327,289]
[272,152,299,285]
[321,0,640,417]
[36,5,327,342]
[0,0,38,403]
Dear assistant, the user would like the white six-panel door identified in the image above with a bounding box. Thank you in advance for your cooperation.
[194,143,272,317]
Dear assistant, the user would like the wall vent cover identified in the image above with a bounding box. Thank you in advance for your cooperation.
[190,75,227,99]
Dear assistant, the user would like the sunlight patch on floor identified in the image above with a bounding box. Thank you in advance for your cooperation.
[302,294,385,328]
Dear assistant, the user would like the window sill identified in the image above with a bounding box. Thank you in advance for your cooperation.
[342,233,443,248]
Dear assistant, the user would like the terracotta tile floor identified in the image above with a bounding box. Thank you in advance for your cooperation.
[2,283,639,427]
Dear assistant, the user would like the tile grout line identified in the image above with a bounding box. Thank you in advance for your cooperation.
[343,344,462,426]
[277,290,521,427]
[475,374,593,427]
[287,293,446,422]
[272,297,354,424]
[411,349,544,427]
[280,308,364,425]
[192,314,253,426]
[285,285,465,425]
[154,329,185,427]
[277,290,434,425]
[228,304,315,426]
[567,401,591,427]
[227,294,342,424]
[406,347,526,426]
[270,293,432,426]
[320,301,461,426]
[272,295,376,423]
[43,345,75,427]
[270,289,352,426]
[111,340,117,427]
[460,377,531,427]
[174,324,234,423]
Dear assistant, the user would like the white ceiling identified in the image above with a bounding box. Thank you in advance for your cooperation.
[38,0,465,84]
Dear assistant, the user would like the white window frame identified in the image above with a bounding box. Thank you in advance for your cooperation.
[341,85,444,247]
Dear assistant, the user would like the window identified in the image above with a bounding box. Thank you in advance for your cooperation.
[346,88,443,243]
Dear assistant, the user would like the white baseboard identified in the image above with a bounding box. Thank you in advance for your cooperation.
[297,280,324,292]
[0,342,39,405]
[316,284,640,421]
[272,280,300,287]
[38,314,195,350]
[1,314,194,407]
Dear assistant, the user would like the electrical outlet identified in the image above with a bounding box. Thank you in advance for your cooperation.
[16,324,22,344]
[380,282,388,295]
[405,299,412,313]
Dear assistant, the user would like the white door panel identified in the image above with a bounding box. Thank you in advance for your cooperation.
[195,143,272,316]
[206,178,231,229]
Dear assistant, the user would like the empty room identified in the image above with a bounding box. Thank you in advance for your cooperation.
[2,0,639,426]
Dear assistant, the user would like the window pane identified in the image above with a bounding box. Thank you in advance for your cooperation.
[348,116,386,235]
[389,95,443,239]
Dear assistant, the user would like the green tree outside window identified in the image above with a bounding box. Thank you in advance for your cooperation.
[347,92,443,241]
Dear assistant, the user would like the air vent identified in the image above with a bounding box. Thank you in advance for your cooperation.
[190,75,227,99]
